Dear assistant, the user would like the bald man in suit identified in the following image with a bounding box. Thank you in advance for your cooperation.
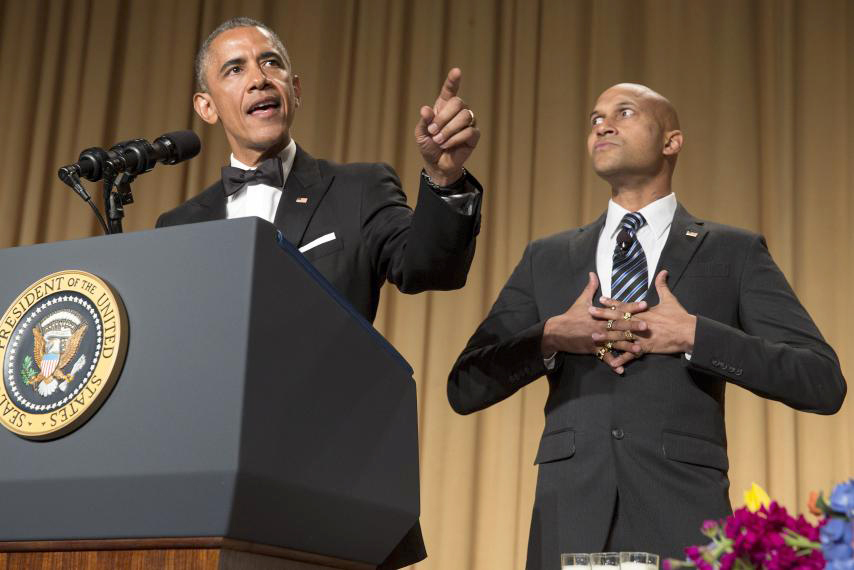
[448,83,846,569]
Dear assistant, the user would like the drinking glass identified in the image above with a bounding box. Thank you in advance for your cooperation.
[591,552,620,570]
[619,551,659,570]
[561,553,591,570]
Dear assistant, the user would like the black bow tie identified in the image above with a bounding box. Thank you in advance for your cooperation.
[221,157,284,197]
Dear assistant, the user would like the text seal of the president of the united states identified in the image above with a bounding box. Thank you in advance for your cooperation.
[0,270,128,440]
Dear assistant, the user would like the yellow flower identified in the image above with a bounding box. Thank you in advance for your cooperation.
[744,482,771,512]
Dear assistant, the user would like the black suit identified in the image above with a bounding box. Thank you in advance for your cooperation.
[158,145,482,569]
[448,204,845,569]
[157,145,481,323]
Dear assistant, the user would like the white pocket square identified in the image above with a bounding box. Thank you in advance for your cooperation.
[299,232,336,253]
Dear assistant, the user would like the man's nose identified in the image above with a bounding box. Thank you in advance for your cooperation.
[247,64,270,90]
[595,120,616,136]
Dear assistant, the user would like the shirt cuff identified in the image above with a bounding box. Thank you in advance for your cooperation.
[543,352,557,370]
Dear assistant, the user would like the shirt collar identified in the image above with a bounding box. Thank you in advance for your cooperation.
[605,192,678,240]
[229,138,297,187]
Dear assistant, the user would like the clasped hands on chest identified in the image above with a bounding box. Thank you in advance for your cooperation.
[541,270,697,375]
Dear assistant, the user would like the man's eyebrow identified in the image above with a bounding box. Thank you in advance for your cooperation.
[259,51,284,61]
[219,57,246,74]
[590,100,640,118]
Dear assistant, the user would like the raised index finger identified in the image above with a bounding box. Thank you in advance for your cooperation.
[435,68,462,106]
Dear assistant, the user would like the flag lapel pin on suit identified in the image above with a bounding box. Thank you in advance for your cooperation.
[296,197,308,204]
[686,230,698,238]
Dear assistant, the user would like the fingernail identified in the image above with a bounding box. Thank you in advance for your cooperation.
[428,123,439,134]
[432,133,445,144]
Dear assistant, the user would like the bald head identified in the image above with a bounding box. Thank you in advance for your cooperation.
[604,83,680,132]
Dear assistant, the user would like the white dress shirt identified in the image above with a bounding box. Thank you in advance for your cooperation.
[225,139,297,223]
[596,192,678,297]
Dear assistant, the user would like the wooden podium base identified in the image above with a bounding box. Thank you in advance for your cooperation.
[0,538,376,570]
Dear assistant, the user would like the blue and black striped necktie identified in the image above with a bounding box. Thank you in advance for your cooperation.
[611,212,649,302]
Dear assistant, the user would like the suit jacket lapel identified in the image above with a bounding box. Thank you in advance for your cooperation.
[274,145,335,247]
[569,213,607,308]
[194,182,227,221]
[648,203,707,306]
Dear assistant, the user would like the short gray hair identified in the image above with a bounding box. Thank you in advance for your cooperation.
[195,17,291,92]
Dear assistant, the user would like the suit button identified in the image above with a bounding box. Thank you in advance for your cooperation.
[611,428,624,440]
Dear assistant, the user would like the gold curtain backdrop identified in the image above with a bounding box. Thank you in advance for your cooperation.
[1,0,852,567]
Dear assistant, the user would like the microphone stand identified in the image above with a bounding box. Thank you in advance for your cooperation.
[102,164,136,235]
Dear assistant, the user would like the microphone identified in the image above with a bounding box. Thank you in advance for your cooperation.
[57,130,201,183]
[57,147,115,184]
[105,130,201,176]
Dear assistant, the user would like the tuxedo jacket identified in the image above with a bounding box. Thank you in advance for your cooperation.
[157,145,482,323]
[448,204,846,569]
[157,146,482,569]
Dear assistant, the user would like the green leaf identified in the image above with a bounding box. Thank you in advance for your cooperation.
[20,355,36,384]
[816,491,846,517]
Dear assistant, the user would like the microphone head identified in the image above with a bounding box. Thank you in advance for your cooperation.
[77,147,112,181]
[156,130,201,164]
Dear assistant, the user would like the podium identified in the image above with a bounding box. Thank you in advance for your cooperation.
[0,218,419,569]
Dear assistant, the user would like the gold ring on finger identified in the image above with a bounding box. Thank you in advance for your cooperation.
[605,342,614,351]
[623,311,632,321]
[466,109,476,128]
[624,330,635,341]
[606,319,614,330]
[596,347,607,360]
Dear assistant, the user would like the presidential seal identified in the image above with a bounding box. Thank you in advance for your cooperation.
[0,270,128,440]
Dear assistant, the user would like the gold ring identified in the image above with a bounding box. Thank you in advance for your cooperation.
[596,347,608,360]
[623,311,632,321]
[606,319,614,330]
[466,109,476,128]
[624,330,635,341]
[605,342,614,351]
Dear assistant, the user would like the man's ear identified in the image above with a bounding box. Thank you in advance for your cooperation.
[193,92,219,125]
[663,130,683,156]
[292,74,302,107]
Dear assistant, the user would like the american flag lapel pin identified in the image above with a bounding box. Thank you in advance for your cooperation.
[686,230,698,238]
[296,196,308,204]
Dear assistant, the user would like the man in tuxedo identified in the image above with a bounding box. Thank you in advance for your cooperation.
[157,17,482,323]
[448,83,846,569]
[157,17,483,569]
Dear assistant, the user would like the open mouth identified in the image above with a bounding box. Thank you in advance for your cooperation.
[247,98,281,117]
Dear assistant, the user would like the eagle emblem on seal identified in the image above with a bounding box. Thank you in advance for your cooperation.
[27,310,88,397]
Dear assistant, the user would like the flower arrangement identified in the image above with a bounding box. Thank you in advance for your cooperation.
[664,483,825,570]
[810,479,854,569]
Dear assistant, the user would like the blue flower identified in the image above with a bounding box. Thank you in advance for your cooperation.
[821,518,854,561]
[830,479,854,517]
[827,559,854,570]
